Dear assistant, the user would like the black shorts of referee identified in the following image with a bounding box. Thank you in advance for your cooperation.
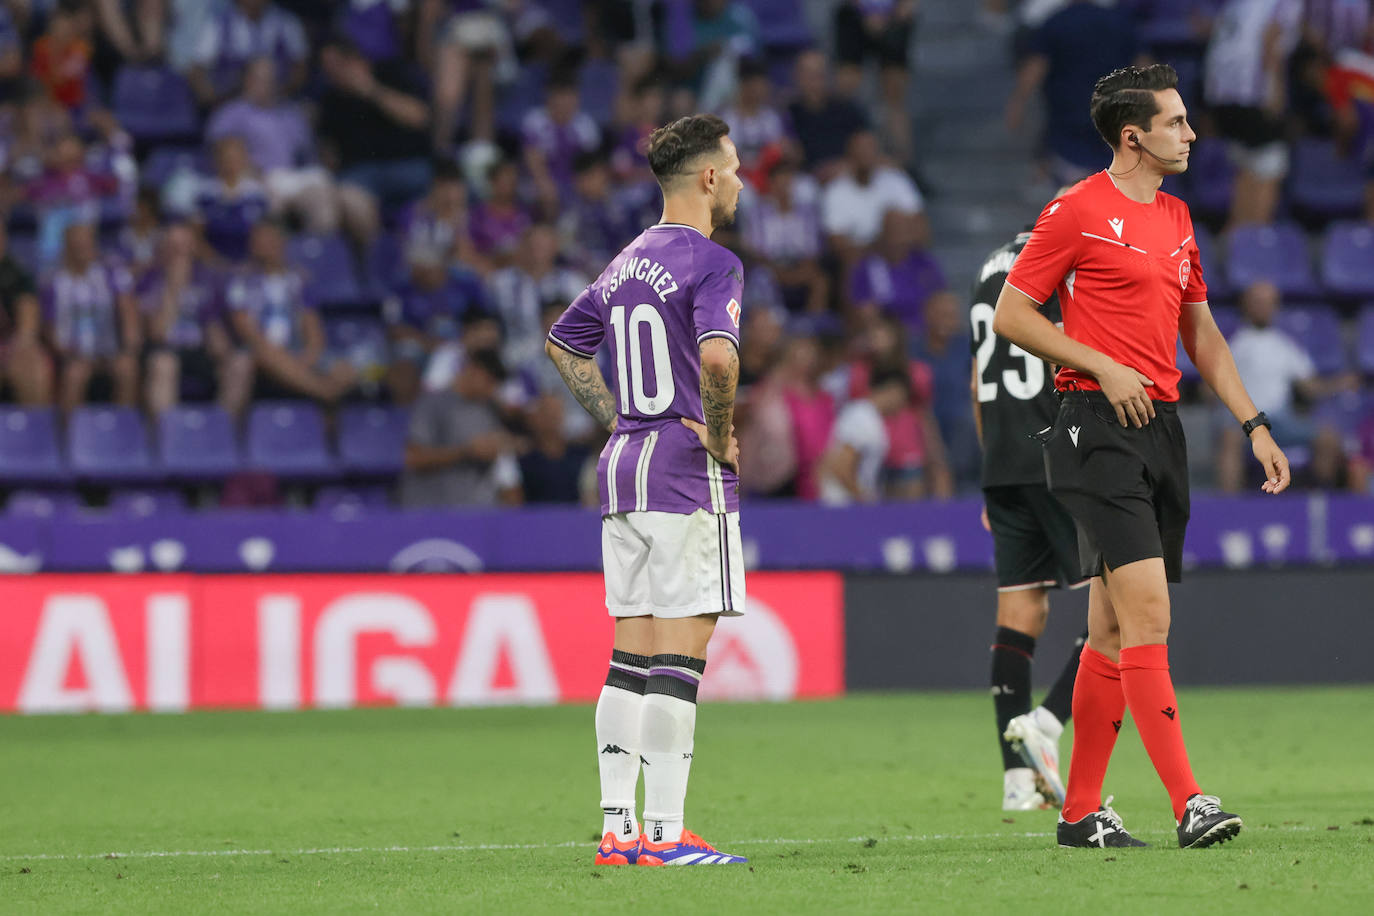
[984,484,1089,592]
[1040,390,1189,583]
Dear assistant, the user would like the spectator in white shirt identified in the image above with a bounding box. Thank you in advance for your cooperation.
[1218,280,1358,489]
[821,130,927,272]
[817,364,911,504]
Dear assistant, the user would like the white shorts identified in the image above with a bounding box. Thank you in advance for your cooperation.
[602,509,745,619]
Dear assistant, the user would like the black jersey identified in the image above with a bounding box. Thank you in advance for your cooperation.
[970,231,1063,488]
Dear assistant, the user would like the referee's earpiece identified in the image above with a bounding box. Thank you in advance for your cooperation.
[1128,132,1139,146]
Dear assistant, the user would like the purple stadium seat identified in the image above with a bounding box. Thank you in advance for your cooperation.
[315,484,391,516]
[157,405,241,479]
[1137,0,1219,49]
[1356,306,1374,373]
[1224,222,1320,298]
[6,489,80,518]
[338,405,409,476]
[1182,138,1233,218]
[325,315,387,355]
[1289,138,1366,220]
[744,0,812,50]
[365,233,406,299]
[109,489,188,517]
[578,57,620,128]
[1321,222,1374,299]
[1192,225,1230,301]
[112,66,199,142]
[246,401,337,479]
[1275,305,1347,375]
[0,408,65,484]
[141,146,208,191]
[496,63,547,134]
[68,407,157,482]
[542,0,585,42]
[287,234,365,307]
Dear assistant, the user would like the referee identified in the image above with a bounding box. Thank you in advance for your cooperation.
[970,224,1089,812]
[994,64,1290,850]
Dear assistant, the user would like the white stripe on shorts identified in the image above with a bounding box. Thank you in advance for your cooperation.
[707,454,724,513]
[606,434,629,514]
[634,430,658,512]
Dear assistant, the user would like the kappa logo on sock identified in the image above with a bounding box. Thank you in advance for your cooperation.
[653,825,663,843]
[1161,707,1176,720]
[1111,720,1122,733]
[601,744,631,755]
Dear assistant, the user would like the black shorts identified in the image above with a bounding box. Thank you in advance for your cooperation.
[985,484,1087,591]
[1041,391,1190,583]
[1211,104,1284,149]
[143,345,219,401]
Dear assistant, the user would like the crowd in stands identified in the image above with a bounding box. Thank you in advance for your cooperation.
[0,0,1371,517]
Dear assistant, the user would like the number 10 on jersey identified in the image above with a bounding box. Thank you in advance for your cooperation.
[610,303,676,416]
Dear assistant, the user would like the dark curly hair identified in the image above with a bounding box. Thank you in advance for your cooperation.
[1089,64,1179,149]
[646,114,731,188]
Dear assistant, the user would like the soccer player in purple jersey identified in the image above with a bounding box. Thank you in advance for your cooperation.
[546,114,749,867]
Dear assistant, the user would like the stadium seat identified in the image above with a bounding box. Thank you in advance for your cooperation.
[112,66,199,142]
[364,232,406,300]
[1192,225,1230,301]
[1356,306,1374,374]
[4,231,39,273]
[0,408,66,484]
[1289,138,1366,221]
[1138,0,1213,50]
[287,234,365,308]
[1320,222,1374,299]
[1224,222,1320,298]
[5,489,80,518]
[337,405,409,476]
[108,489,188,517]
[246,401,337,479]
[1182,138,1233,219]
[1275,304,1347,375]
[315,484,392,515]
[68,406,158,482]
[744,0,813,51]
[157,405,241,479]
[325,315,388,356]
[141,146,207,191]
[496,63,548,134]
[578,57,620,128]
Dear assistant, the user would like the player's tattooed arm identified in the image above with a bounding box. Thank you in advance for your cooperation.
[699,337,739,451]
[545,340,618,432]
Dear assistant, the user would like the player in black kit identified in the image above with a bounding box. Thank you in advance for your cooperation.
[970,227,1090,811]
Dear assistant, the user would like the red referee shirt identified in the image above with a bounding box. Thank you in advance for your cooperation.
[1004,171,1208,402]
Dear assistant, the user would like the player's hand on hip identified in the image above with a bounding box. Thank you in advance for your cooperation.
[680,417,740,473]
[1251,428,1291,494]
[1096,362,1156,428]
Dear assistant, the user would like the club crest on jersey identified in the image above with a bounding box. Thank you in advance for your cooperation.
[726,298,741,328]
[1179,258,1191,290]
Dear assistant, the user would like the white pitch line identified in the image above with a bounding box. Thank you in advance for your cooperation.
[0,825,1325,863]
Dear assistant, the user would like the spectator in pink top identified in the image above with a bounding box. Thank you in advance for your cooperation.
[779,335,836,501]
[469,158,531,270]
[26,132,119,266]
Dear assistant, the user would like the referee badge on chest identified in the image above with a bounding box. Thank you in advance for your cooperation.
[1178,258,1191,291]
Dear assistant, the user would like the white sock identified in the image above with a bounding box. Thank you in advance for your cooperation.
[640,654,705,845]
[597,650,649,841]
[596,685,642,841]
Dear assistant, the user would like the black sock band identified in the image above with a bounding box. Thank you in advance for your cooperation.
[1040,630,1087,725]
[993,626,1037,658]
[645,654,706,704]
[605,649,652,694]
[991,627,1035,770]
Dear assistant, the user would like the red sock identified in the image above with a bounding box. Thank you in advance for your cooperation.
[1119,644,1202,820]
[1061,645,1125,824]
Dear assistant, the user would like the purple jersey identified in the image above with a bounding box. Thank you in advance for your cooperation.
[139,263,223,349]
[548,223,744,516]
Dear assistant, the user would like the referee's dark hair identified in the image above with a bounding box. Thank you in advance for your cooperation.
[1089,64,1179,149]
[647,115,731,189]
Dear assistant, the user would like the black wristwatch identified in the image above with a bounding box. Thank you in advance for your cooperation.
[1241,412,1272,437]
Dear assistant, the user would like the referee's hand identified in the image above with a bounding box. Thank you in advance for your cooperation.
[1250,428,1291,494]
[1096,362,1156,428]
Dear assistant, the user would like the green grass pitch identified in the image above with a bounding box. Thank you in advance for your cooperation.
[1,687,1371,914]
